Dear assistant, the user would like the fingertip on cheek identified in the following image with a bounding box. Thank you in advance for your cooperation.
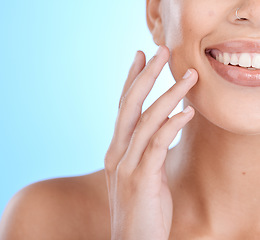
[186,68,199,84]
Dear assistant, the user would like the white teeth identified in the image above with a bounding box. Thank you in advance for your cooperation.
[219,53,224,63]
[252,54,260,69]
[223,53,230,65]
[239,53,251,68]
[230,54,239,65]
[214,52,260,69]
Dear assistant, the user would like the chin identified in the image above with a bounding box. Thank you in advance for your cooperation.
[198,103,260,136]
[219,116,260,136]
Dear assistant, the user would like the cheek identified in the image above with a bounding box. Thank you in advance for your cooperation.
[165,2,219,80]
[164,1,260,134]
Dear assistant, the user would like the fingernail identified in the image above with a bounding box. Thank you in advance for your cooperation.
[155,45,163,56]
[182,106,193,114]
[183,69,192,79]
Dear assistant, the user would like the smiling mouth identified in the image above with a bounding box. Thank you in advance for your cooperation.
[205,49,260,87]
[205,49,260,70]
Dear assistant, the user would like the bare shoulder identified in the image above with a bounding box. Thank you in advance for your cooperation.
[0,169,111,240]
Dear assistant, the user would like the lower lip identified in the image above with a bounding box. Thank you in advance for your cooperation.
[206,52,260,87]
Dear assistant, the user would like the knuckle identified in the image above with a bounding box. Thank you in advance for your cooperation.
[118,92,135,111]
[104,150,117,173]
[150,135,164,150]
[138,112,151,125]
[118,94,128,109]
[104,161,115,174]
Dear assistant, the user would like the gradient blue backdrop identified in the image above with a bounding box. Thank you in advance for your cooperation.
[0,0,183,218]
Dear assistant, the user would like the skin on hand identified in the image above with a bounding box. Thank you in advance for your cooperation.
[104,45,198,240]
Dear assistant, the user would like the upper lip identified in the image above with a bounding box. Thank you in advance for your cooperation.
[205,39,260,54]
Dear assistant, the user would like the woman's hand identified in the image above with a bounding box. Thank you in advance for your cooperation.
[104,45,198,240]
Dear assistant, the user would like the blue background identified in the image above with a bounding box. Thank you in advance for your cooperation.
[0,0,183,218]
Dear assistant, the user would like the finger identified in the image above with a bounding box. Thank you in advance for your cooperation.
[118,51,146,109]
[109,46,170,161]
[137,106,194,175]
[120,69,198,171]
[104,50,146,174]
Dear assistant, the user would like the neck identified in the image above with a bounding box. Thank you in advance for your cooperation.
[166,103,260,235]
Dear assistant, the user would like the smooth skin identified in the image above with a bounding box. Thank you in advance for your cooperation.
[2,0,260,239]
[105,46,197,240]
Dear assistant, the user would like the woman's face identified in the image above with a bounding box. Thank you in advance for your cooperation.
[158,0,260,135]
